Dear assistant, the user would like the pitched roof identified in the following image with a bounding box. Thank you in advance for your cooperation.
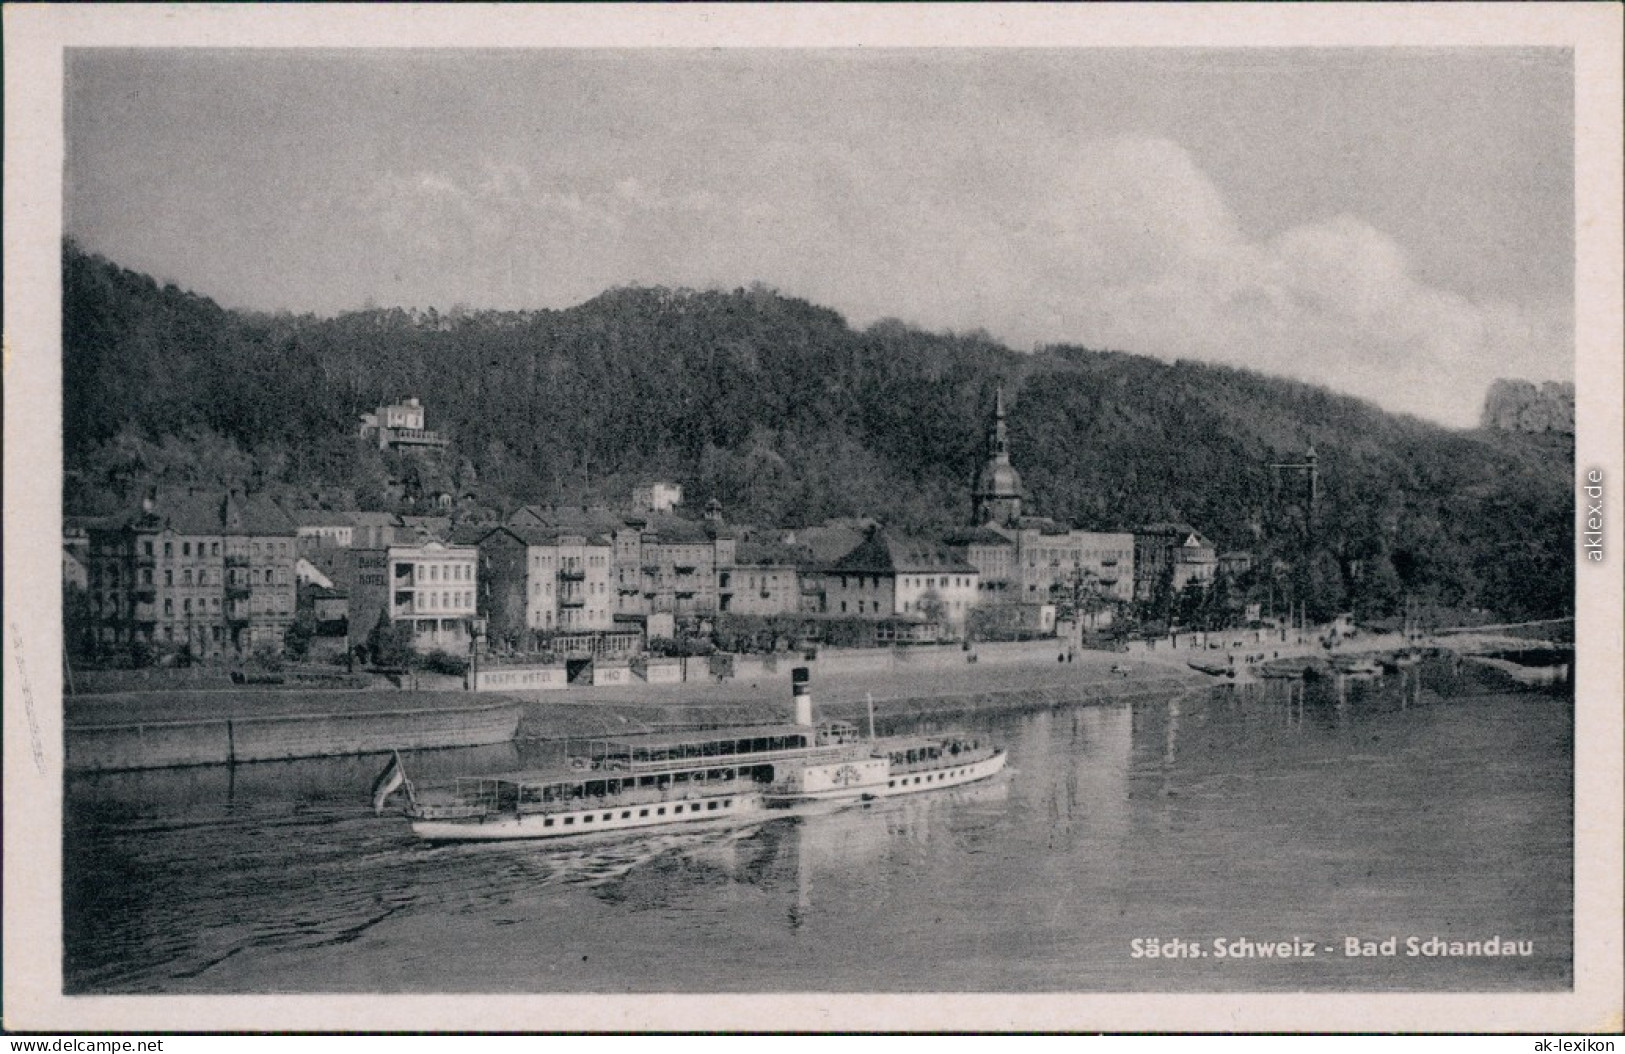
[347,511,402,527]
[519,505,631,537]
[455,523,613,548]
[1137,521,1202,538]
[640,513,729,544]
[734,540,813,567]
[101,489,295,537]
[400,515,452,541]
[939,526,1014,547]
[290,509,354,528]
[789,526,866,564]
[827,531,979,576]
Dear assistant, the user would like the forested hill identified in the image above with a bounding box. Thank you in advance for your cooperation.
[62,242,1574,620]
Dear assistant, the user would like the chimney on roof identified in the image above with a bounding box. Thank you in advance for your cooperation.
[141,487,157,515]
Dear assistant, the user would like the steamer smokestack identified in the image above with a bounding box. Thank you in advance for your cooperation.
[791,666,813,727]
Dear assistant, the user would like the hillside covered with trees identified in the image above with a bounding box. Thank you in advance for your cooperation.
[63,242,1574,622]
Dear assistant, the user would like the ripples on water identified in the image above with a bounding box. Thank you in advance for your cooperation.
[64,661,1571,993]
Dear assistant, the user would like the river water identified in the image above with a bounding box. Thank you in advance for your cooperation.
[64,660,1571,993]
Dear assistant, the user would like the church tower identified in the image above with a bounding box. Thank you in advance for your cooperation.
[973,386,1024,526]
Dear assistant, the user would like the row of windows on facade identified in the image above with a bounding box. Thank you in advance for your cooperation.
[399,590,473,611]
[838,575,974,590]
[839,598,969,615]
[97,566,293,588]
[95,593,292,616]
[134,539,296,560]
[531,580,610,596]
[95,624,261,646]
[400,561,474,583]
[1024,548,1130,563]
[528,554,610,570]
[531,608,610,628]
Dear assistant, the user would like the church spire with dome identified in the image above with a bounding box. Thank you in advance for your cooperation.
[973,385,1024,526]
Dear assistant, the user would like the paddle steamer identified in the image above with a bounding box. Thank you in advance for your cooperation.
[375,666,1007,841]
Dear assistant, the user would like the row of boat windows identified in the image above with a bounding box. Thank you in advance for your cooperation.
[888,768,974,788]
[587,737,812,765]
[541,798,734,827]
[528,766,770,801]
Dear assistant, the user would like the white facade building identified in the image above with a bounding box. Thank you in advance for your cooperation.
[388,540,479,651]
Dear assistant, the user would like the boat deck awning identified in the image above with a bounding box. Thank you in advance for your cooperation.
[579,724,812,754]
[875,733,979,754]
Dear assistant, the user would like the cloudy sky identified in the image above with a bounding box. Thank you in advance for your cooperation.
[65,48,1572,427]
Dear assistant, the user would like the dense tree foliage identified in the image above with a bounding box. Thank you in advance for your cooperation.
[63,242,1573,621]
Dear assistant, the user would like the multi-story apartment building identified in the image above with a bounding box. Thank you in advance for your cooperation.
[636,516,737,619]
[462,525,616,649]
[1133,523,1218,600]
[292,509,355,554]
[824,530,981,638]
[520,509,740,625]
[387,540,478,652]
[722,541,806,617]
[941,526,1018,602]
[85,489,296,663]
[1005,522,1136,610]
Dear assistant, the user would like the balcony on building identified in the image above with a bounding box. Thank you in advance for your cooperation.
[378,423,450,451]
[558,565,586,581]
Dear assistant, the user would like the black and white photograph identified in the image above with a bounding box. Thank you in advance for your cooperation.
[4,3,1621,1036]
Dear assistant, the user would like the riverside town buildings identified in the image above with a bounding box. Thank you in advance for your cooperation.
[83,488,297,662]
[1132,523,1218,600]
[69,391,1237,667]
[824,530,982,641]
[387,540,478,652]
[943,388,1136,629]
[455,525,617,649]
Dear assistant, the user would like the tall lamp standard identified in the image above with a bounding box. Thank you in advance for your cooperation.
[467,616,488,691]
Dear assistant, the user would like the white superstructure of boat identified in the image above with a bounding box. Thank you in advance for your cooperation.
[386,723,866,842]
[761,731,1007,805]
[377,671,1007,841]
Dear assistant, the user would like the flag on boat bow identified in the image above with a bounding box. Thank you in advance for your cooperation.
[372,750,408,815]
